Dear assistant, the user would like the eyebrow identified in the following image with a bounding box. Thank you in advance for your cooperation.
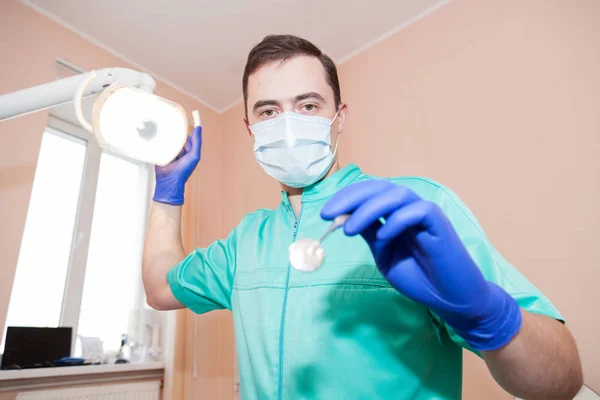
[253,99,281,112]
[252,92,326,113]
[294,92,326,103]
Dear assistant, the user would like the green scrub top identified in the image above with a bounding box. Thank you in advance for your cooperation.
[167,164,562,400]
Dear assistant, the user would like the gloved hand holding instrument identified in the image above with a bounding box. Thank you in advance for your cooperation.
[321,180,522,351]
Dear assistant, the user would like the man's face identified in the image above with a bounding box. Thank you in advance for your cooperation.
[245,55,346,146]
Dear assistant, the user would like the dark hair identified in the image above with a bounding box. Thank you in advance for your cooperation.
[242,34,341,116]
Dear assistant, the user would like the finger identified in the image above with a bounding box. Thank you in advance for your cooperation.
[360,221,394,273]
[385,257,439,308]
[358,219,395,276]
[344,185,421,236]
[376,201,442,241]
[321,180,395,220]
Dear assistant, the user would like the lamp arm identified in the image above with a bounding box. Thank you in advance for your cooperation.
[0,68,157,122]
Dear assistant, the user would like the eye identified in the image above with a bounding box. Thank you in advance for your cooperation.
[260,109,278,118]
[302,104,316,112]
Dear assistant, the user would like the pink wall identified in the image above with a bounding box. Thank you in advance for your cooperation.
[218,0,600,398]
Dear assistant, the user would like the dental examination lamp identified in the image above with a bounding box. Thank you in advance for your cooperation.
[0,68,200,165]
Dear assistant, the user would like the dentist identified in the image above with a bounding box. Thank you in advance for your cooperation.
[143,34,583,400]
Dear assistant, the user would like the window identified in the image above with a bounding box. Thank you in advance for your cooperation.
[2,128,86,350]
[78,152,150,351]
[2,110,153,356]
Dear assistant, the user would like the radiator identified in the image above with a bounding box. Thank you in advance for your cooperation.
[16,381,161,400]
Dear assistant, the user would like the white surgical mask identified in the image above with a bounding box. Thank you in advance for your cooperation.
[250,111,339,188]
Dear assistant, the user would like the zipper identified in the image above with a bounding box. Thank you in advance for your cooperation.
[277,194,303,400]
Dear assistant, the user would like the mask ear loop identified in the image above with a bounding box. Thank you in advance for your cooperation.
[331,137,340,157]
[330,106,342,157]
[245,118,254,135]
[329,110,340,126]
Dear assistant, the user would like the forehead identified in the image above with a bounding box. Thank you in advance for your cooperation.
[247,55,333,103]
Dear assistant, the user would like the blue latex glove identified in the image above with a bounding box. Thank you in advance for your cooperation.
[321,180,522,351]
[153,126,202,205]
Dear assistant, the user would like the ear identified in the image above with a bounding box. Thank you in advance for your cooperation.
[335,103,348,135]
[243,117,253,138]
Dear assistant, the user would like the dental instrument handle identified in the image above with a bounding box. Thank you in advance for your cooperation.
[317,214,350,243]
[332,214,351,229]
[192,110,201,128]
[317,230,333,243]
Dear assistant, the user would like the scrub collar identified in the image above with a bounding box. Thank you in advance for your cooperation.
[280,163,364,203]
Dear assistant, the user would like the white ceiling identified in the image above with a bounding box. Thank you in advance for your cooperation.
[24,0,448,112]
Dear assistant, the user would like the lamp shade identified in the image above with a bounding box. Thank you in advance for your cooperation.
[91,84,188,166]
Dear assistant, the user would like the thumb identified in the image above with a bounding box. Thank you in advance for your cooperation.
[357,219,382,248]
[189,126,202,159]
